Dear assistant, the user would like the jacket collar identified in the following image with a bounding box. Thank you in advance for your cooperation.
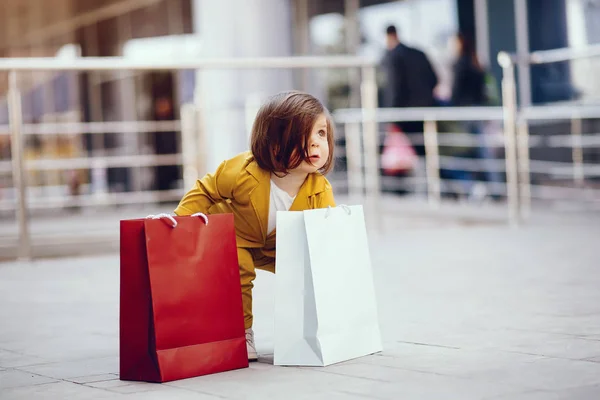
[245,156,328,241]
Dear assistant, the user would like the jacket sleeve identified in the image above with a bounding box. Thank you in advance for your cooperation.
[389,53,405,108]
[174,159,234,216]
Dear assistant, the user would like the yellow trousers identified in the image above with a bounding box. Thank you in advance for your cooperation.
[237,232,276,329]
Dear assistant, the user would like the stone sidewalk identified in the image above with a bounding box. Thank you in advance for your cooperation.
[1,203,600,399]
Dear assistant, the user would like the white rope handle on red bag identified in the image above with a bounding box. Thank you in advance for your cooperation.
[146,212,208,227]
[324,204,352,218]
[191,212,209,225]
[145,213,178,228]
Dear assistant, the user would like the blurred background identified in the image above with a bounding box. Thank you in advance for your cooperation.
[0,0,599,260]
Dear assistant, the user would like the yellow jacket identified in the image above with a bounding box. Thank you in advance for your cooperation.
[174,151,336,248]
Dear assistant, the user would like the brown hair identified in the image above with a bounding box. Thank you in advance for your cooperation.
[250,91,335,175]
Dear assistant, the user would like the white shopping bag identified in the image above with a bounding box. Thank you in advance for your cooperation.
[274,205,382,366]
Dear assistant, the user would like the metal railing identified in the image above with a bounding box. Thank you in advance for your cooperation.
[334,105,600,214]
[0,55,379,260]
[332,44,600,227]
[1,45,599,260]
[334,106,506,207]
[0,119,184,211]
[498,43,600,221]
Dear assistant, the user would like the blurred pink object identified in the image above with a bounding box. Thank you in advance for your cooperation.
[381,125,417,176]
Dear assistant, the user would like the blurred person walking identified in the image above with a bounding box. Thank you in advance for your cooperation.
[381,24,438,157]
[447,33,502,200]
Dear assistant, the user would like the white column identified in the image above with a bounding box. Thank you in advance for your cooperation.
[474,0,490,68]
[345,0,361,108]
[292,0,310,91]
[514,0,531,106]
[192,0,294,172]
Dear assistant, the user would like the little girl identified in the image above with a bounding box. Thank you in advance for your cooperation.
[174,91,336,361]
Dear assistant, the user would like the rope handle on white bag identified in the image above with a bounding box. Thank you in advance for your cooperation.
[145,213,178,228]
[191,212,209,225]
[324,204,352,218]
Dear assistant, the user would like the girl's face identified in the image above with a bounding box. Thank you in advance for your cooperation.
[291,113,330,175]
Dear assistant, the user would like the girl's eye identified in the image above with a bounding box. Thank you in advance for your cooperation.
[318,130,327,137]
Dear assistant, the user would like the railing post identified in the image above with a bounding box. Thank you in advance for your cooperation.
[8,70,31,260]
[570,116,584,186]
[498,53,520,227]
[180,103,199,191]
[360,65,380,229]
[423,119,441,209]
[517,119,531,220]
[344,122,365,203]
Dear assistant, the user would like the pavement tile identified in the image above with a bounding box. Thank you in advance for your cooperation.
[313,372,528,400]
[83,378,133,389]
[93,381,161,394]
[67,373,119,384]
[0,336,117,363]
[546,384,600,400]
[464,357,600,391]
[480,330,600,360]
[487,384,600,400]
[16,356,118,380]
[359,346,544,378]
[167,365,381,399]
[0,381,117,400]
[0,370,57,390]
[96,380,229,399]
[123,385,226,399]
[0,349,49,368]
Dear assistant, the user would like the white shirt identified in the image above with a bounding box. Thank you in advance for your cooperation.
[268,180,296,234]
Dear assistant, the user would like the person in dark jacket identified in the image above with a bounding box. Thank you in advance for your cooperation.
[451,33,486,107]
[381,25,438,155]
[448,33,501,198]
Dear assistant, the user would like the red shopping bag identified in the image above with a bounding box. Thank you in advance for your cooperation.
[119,213,248,383]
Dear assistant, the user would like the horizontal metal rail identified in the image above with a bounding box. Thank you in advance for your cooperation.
[499,43,600,65]
[333,105,600,124]
[0,189,184,211]
[334,107,505,123]
[374,176,600,201]
[0,153,182,173]
[398,132,600,148]
[520,104,600,120]
[0,55,376,71]
[435,156,600,177]
[0,120,181,135]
